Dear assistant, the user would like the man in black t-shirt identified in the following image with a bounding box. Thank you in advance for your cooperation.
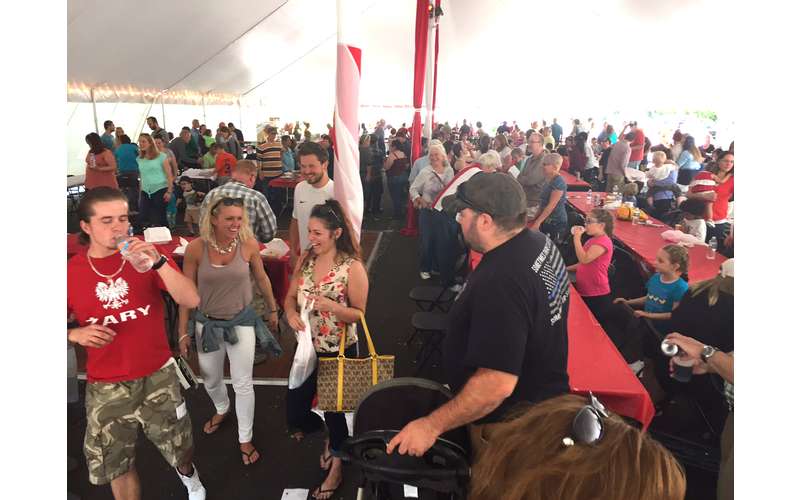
[387,172,570,458]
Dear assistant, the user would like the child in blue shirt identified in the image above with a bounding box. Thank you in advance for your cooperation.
[614,244,689,332]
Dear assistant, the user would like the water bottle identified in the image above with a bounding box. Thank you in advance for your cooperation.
[612,184,620,203]
[115,235,155,272]
[632,207,641,224]
[586,188,592,202]
[706,237,717,260]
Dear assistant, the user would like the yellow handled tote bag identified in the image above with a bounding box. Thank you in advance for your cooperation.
[316,312,394,412]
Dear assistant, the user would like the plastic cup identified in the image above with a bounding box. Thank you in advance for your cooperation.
[672,357,695,383]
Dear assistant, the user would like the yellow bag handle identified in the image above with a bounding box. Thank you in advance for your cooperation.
[335,311,379,412]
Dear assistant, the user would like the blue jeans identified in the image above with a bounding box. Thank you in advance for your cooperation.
[419,208,459,285]
[139,188,168,229]
[677,168,700,185]
[387,173,409,219]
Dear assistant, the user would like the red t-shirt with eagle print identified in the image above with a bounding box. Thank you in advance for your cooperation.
[67,251,178,383]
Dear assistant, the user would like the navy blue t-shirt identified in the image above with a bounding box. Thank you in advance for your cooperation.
[540,175,568,229]
[443,229,571,424]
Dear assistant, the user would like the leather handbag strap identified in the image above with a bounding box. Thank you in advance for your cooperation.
[335,311,379,411]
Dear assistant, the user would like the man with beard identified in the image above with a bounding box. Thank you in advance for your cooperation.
[386,173,570,460]
[289,141,335,271]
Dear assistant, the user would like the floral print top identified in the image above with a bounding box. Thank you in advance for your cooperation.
[298,256,358,353]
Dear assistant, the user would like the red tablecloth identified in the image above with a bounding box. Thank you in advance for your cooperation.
[567,285,654,428]
[67,234,291,305]
[565,192,727,284]
[468,251,654,427]
[268,175,303,189]
[560,171,591,190]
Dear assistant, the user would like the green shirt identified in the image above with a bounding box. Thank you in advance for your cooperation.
[137,152,168,195]
[202,152,216,170]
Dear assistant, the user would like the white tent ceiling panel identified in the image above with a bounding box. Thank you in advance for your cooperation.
[68,0,733,117]
[67,0,287,92]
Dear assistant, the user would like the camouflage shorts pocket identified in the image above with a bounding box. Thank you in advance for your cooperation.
[137,365,193,467]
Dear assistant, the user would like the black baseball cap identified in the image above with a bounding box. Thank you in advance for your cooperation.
[441,172,527,218]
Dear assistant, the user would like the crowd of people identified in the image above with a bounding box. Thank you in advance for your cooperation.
[70,114,733,500]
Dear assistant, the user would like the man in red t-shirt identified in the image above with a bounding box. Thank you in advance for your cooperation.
[67,187,206,499]
[621,121,645,170]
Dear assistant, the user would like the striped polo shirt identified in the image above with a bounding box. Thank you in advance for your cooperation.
[256,139,283,178]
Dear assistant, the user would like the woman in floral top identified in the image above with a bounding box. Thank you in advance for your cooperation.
[284,199,368,500]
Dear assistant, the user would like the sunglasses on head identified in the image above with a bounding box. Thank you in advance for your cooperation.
[561,392,609,448]
[312,204,342,225]
[212,197,244,211]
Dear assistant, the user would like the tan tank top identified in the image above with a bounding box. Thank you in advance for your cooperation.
[197,240,252,319]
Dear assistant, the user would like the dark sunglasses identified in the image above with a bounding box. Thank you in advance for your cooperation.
[212,197,244,211]
[562,392,609,447]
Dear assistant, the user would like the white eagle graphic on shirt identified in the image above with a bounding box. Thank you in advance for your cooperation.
[95,278,130,310]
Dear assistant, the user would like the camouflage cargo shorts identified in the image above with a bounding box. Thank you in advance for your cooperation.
[84,363,193,485]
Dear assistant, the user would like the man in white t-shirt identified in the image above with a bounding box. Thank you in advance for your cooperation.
[290,141,335,270]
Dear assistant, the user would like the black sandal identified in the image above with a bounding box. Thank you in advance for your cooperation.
[320,453,333,472]
[240,444,261,465]
[203,412,229,435]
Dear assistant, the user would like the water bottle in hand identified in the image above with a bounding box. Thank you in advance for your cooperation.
[706,237,718,260]
[115,236,154,273]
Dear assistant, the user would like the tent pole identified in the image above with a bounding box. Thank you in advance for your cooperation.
[202,94,207,124]
[91,87,99,134]
[160,92,166,132]
[423,10,436,140]
[238,98,243,135]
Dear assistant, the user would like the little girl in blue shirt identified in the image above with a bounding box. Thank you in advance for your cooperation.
[614,244,690,332]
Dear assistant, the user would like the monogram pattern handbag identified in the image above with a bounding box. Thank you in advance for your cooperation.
[316,312,394,412]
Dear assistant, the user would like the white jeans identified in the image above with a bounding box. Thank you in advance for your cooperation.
[196,324,256,443]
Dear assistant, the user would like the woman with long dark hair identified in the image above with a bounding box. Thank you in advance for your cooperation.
[568,131,593,179]
[384,139,411,219]
[84,132,118,190]
[688,150,734,243]
[283,199,369,499]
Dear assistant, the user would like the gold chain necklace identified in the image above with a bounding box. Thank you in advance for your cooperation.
[87,254,126,284]
[209,237,238,255]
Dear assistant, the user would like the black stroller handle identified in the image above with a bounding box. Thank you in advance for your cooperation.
[342,430,470,481]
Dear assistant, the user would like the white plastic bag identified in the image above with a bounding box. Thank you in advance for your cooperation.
[288,298,317,389]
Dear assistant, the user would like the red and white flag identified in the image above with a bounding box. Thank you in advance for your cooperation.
[333,0,363,242]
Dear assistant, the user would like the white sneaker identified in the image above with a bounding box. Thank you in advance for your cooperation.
[449,283,463,293]
[628,360,645,378]
[420,272,431,280]
[177,464,206,500]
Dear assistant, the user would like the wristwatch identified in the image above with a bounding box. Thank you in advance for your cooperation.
[700,345,718,363]
[151,254,168,271]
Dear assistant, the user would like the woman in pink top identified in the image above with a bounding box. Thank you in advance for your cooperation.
[567,208,615,321]
[84,132,118,190]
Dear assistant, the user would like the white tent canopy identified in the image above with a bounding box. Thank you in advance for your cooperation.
[67,0,734,174]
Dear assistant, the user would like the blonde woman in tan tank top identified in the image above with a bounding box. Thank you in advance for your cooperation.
[178,196,279,466]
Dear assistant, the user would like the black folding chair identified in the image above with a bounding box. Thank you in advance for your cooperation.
[407,312,448,375]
